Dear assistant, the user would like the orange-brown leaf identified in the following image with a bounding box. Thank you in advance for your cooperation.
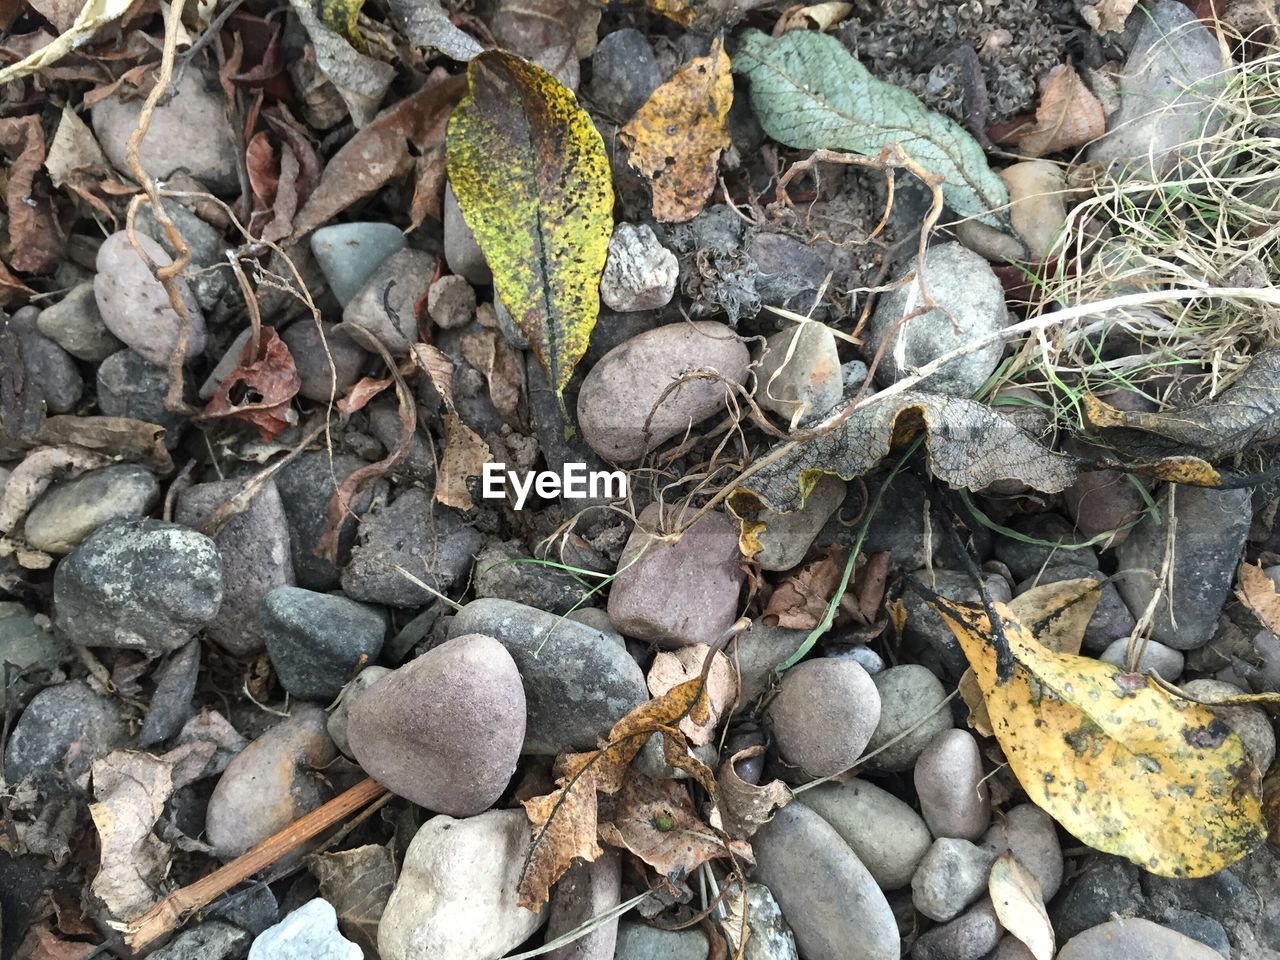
[762,550,843,630]
[198,328,300,441]
[1014,64,1105,158]
[1237,562,1280,635]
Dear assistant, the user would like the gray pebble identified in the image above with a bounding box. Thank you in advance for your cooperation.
[342,247,432,353]
[141,639,201,747]
[262,587,386,701]
[912,838,996,922]
[600,223,678,313]
[281,321,368,402]
[862,664,953,773]
[767,658,880,778]
[3,679,131,789]
[36,281,123,361]
[427,274,477,330]
[915,729,991,840]
[587,29,662,120]
[23,464,160,555]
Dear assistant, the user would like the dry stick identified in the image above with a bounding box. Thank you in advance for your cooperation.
[117,777,388,952]
[1126,484,1179,672]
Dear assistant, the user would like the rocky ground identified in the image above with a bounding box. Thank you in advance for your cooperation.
[2,0,1280,959]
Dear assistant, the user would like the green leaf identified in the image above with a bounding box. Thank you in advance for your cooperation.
[732,29,1009,227]
[447,51,614,401]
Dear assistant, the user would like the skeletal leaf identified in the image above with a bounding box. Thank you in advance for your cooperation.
[447,51,613,400]
[1014,64,1106,158]
[307,844,396,957]
[930,593,1266,878]
[989,852,1054,960]
[1083,350,1280,460]
[287,0,395,127]
[732,29,1009,226]
[622,37,732,222]
[1237,562,1280,635]
[727,393,1078,551]
[386,0,483,61]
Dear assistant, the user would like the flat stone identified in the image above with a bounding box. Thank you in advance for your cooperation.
[607,503,745,648]
[0,602,65,676]
[248,899,360,960]
[447,598,649,754]
[312,222,408,308]
[281,321,368,402]
[732,623,807,703]
[587,28,662,120]
[1057,918,1223,960]
[36,281,123,361]
[1099,636,1184,679]
[327,665,391,757]
[23,464,160,555]
[757,323,843,425]
[910,898,1002,960]
[767,658,880,778]
[797,777,932,890]
[343,247,433,351]
[53,519,223,655]
[982,803,1064,901]
[427,274,477,330]
[1050,856,1141,943]
[912,838,995,922]
[600,223,678,312]
[443,184,490,285]
[262,587,386,701]
[140,639,201,747]
[3,680,131,789]
[862,664,953,773]
[149,920,251,960]
[915,729,991,840]
[577,321,750,462]
[752,473,845,571]
[613,922,709,960]
[12,309,82,414]
[474,540,591,615]
[348,633,524,815]
[543,850,621,960]
[379,809,546,960]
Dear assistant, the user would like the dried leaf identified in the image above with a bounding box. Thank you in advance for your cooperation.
[198,328,300,441]
[490,0,601,88]
[337,374,394,416]
[0,115,63,274]
[89,751,176,919]
[316,0,365,48]
[600,773,751,878]
[988,852,1054,960]
[307,844,396,957]
[715,746,792,839]
[929,593,1266,877]
[45,104,110,188]
[0,446,111,535]
[387,0,483,61]
[1080,0,1139,34]
[287,0,395,127]
[0,0,139,83]
[27,416,172,472]
[460,329,526,430]
[762,551,843,630]
[775,2,854,33]
[1014,64,1106,158]
[727,393,1079,550]
[1084,351,1280,461]
[733,29,1009,227]
[447,51,613,399]
[646,645,738,744]
[14,924,95,960]
[622,37,732,223]
[411,343,491,510]
[1237,563,1280,635]
[518,676,711,909]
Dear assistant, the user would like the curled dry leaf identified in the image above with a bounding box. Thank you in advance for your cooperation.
[307,844,396,958]
[1013,64,1106,158]
[622,37,732,223]
[1237,562,1280,635]
[286,0,395,127]
[988,852,1054,960]
[775,1,854,33]
[410,343,492,510]
[0,0,139,84]
[0,446,111,535]
[930,592,1266,877]
[446,51,613,400]
[646,644,738,744]
[460,329,526,431]
[1080,0,1139,34]
[0,115,63,274]
[715,746,792,840]
[198,327,300,442]
[762,550,843,630]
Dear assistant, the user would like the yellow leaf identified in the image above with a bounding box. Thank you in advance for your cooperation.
[930,594,1266,878]
[317,0,365,48]
[621,37,733,223]
[447,51,613,400]
[988,852,1054,960]
[645,0,694,26]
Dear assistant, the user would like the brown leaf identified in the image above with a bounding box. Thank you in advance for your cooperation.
[0,115,63,274]
[622,37,732,222]
[14,924,95,960]
[307,844,396,957]
[291,71,466,238]
[460,329,526,431]
[337,374,394,416]
[198,328,300,441]
[599,773,751,879]
[0,446,111,534]
[715,746,792,840]
[89,751,176,919]
[1237,563,1280,635]
[44,104,110,188]
[0,258,36,306]
[1014,64,1105,158]
[30,416,173,472]
[762,550,843,629]
[646,645,738,745]
[518,676,711,909]
[841,549,890,625]
[1080,0,1139,34]
[410,343,491,510]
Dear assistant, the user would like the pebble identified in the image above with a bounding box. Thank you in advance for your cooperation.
[1050,856,1141,942]
[1014,564,1135,654]
[53,519,223,655]
[733,623,807,702]
[767,658,880,778]
[797,777,932,890]
[280,321,368,402]
[326,666,390,756]
[94,231,207,366]
[367,401,435,480]
[1115,485,1251,650]
[588,28,662,120]
[1057,918,1224,960]
[910,898,1002,960]
[956,161,1069,262]
[341,487,482,607]
[989,513,1099,582]
[751,803,899,960]
[912,838,996,922]
[275,452,386,590]
[1181,678,1276,772]
[91,69,239,193]
[443,184,491,285]
[1099,636,1184,678]
[862,664,953,773]
[756,323,843,425]
[607,503,745,647]
[343,247,433,352]
[427,274,477,329]
[141,639,201,747]
[982,804,1065,900]
[915,729,991,840]
[577,321,750,462]
[11,309,83,414]
[474,540,590,615]
[753,473,846,571]
[865,242,1007,398]
[23,464,160,555]
[200,328,253,400]
[447,598,649,754]
[613,922,710,960]
[984,940,1036,960]
[150,921,251,960]
[134,198,233,311]
[348,633,523,814]
[379,809,546,960]
[1088,1,1227,180]
[262,587,386,701]
[205,705,336,859]
[543,851,621,960]
[0,602,65,678]
[36,281,123,361]
[175,480,295,657]
[248,899,360,960]
[97,349,189,443]
[750,232,836,316]
[901,570,1013,679]
[312,222,408,308]
[600,223,678,312]
[718,881,799,960]
[3,680,131,789]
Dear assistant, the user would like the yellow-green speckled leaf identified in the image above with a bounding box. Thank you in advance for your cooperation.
[317,0,364,48]
[447,51,613,399]
[930,594,1266,878]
